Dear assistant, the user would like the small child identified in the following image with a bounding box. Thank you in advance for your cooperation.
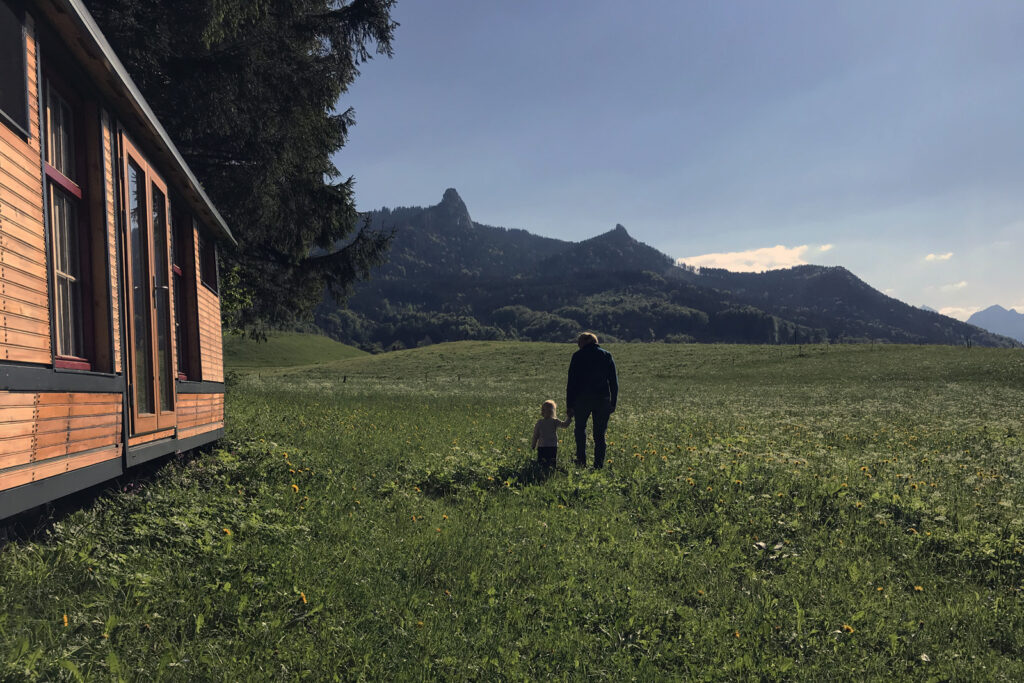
[531,400,572,468]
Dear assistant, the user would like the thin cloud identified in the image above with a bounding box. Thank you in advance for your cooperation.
[940,281,968,291]
[925,252,954,262]
[677,245,809,272]
[819,244,834,252]
[939,306,977,321]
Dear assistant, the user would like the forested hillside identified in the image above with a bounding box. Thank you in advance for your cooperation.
[315,189,1018,351]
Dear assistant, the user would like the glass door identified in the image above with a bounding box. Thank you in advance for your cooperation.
[121,134,176,434]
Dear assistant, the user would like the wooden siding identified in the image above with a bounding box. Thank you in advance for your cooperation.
[0,20,49,365]
[177,392,224,440]
[128,427,174,447]
[101,109,121,374]
[197,285,222,382]
[0,391,122,491]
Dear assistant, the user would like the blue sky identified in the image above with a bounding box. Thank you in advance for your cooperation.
[336,1,1024,320]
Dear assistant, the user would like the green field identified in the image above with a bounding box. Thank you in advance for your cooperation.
[222,330,368,369]
[2,341,1023,679]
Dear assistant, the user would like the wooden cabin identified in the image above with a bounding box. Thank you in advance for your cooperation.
[0,0,235,519]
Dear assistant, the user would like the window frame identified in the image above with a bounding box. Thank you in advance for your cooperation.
[120,132,177,433]
[198,231,218,294]
[171,205,200,381]
[0,0,30,139]
[43,71,94,371]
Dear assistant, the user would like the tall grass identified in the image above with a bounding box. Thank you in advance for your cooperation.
[1,342,1022,679]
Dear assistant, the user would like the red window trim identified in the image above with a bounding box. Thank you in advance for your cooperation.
[55,357,92,371]
[44,162,82,199]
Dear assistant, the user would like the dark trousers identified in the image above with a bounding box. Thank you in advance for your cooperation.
[537,446,557,468]
[573,397,612,468]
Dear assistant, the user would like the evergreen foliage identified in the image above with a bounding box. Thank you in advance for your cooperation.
[84,0,398,331]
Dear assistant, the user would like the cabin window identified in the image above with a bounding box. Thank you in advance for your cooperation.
[198,232,218,293]
[44,78,93,369]
[171,208,199,380]
[0,0,29,137]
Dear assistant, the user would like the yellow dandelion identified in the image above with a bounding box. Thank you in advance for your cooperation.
[908,527,918,534]
[697,589,705,596]
[289,468,295,474]
[860,466,869,472]
[442,514,448,520]
[686,478,695,486]
[842,624,855,633]
[223,528,232,535]
[417,621,424,627]
[914,585,923,592]
[63,614,68,627]
[706,486,713,492]
[300,592,307,604]
[911,483,918,490]
[734,479,742,485]
[877,586,884,591]
[291,484,299,493]
[734,630,740,638]
[436,528,441,533]
[414,486,421,492]
[412,516,417,522]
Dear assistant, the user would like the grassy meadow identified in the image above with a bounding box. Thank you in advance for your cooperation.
[2,340,1023,679]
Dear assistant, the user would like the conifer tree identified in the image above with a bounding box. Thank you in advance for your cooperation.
[84,0,397,332]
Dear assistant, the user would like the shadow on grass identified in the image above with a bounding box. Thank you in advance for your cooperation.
[416,458,564,499]
[0,445,214,550]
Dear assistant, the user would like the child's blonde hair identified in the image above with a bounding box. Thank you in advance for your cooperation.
[541,400,557,418]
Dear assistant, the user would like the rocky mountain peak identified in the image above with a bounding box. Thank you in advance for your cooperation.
[434,188,472,228]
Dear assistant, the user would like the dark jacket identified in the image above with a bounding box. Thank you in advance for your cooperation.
[566,344,618,410]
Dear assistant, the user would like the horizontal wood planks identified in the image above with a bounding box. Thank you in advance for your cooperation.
[127,428,174,447]
[177,392,223,440]
[0,21,49,364]
[0,391,122,491]
[197,285,222,382]
[102,110,121,374]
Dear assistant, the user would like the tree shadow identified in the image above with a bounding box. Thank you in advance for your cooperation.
[415,457,564,499]
[0,446,212,550]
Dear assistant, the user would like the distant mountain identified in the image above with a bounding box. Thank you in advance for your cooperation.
[920,305,938,313]
[363,188,569,280]
[314,189,1019,351]
[968,305,1024,343]
[536,224,674,276]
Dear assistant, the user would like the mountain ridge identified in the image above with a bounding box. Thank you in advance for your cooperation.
[314,190,1019,351]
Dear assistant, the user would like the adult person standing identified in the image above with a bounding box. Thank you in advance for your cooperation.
[566,332,618,469]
